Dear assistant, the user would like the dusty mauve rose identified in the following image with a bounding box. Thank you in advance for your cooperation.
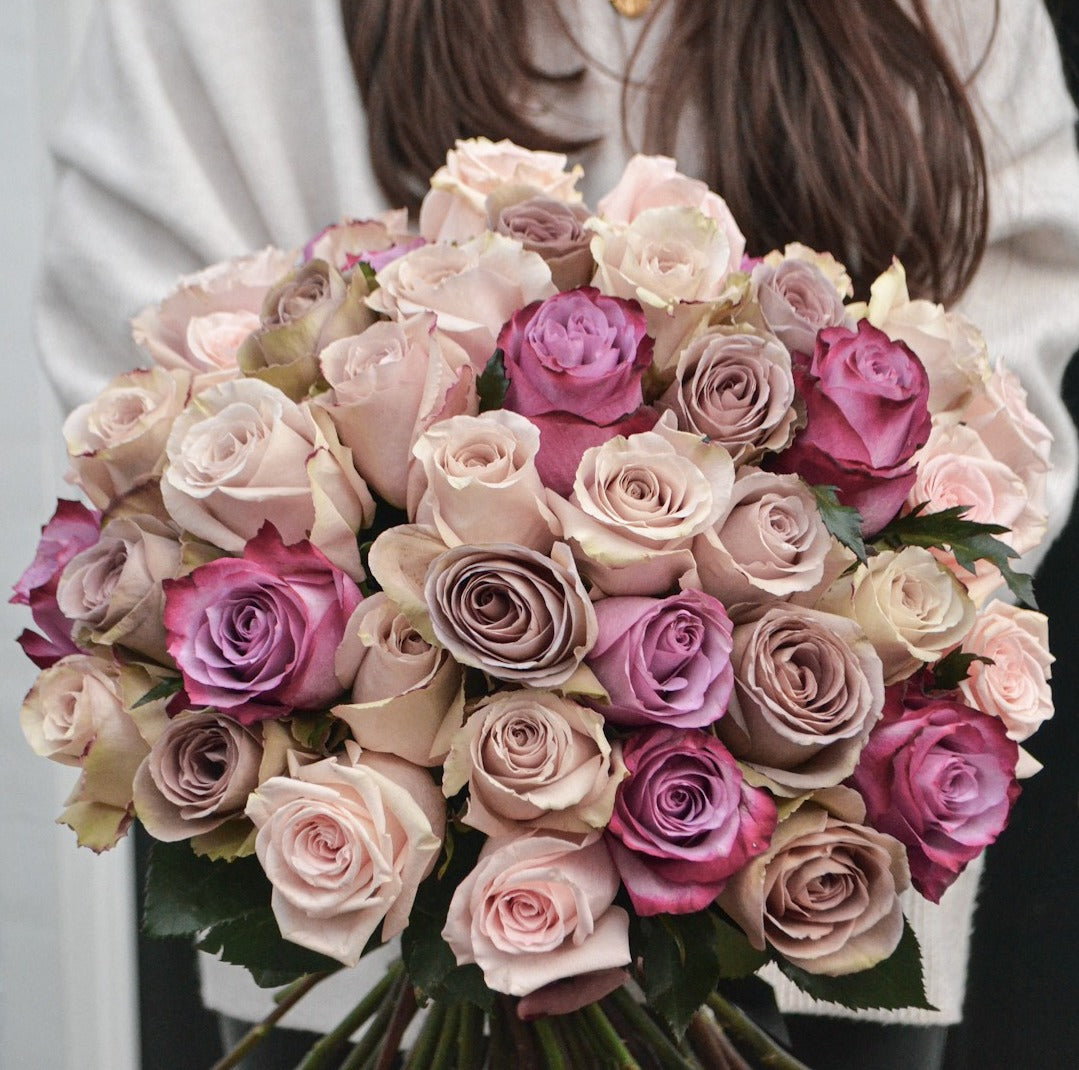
[420,137,583,243]
[694,469,831,610]
[56,514,181,663]
[658,324,797,462]
[751,256,849,357]
[247,744,445,966]
[162,377,374,578]
[332,593,465,768]
[442,689,621,836]
[409,410,555,552]
[424,541,597,688]
[607,727,776,915]
[163,525,363,724]
[441,830,630,997]
[367,232,557,369]
[718,787,909,976]
[315,312,476,508]
[133,709,263,841]
[11,499,100,668]
[771,320,931,536]
[717,604,885,797]
[64,366,192,510]
[958,602,1054,743]
[850,685,1020,903]
[586,589,734,728]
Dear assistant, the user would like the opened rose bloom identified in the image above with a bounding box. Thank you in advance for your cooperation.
[302,210,415,271]
[163,525,363,724]
[718,787,909,976]
[850,685,1020,903]
[586,589,734,728]
[607,726,776,915]
[247,744,445,966]
[442,689,622,836]
[750,255,850,358]
[442,830,630,997]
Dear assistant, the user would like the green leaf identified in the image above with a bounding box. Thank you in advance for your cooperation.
[132,675,183,708]
[476,349,508,412]
[874,504,1035,606]
[774,918,934,1011]
[929,649,994,692]
[808,483,867,563]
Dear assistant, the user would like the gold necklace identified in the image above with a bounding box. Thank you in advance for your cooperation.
[609,0,653,16]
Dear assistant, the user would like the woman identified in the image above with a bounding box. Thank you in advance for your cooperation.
[36,2,1079,1066]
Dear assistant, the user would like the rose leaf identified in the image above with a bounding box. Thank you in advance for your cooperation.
[808,483,868,563]
[929,649,994,692]
[476,349,509,412]
[132,674,183,709]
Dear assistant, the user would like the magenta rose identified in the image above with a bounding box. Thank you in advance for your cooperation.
[606,727,776,915]
[163,525,363,724]
[849,684,1020,903]
[586,589,734,728]
[11,500,100,668]
[772,320,931,535]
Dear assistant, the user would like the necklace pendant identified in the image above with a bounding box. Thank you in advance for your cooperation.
[609,0,653,16]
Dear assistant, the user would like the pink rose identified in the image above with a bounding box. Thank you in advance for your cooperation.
[302,210,415,272]
[750,257,849,358]
[163,525,363,724]
[850,685,1020,902]
[441,830,631,997]
[586,589,734,729]
[607,727,776,915]
[11,500,100,668]
[487,191,594,291]
[771,320,931,536]
[246,744,445,966]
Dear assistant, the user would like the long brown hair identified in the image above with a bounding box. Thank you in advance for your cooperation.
[341,0,993,305]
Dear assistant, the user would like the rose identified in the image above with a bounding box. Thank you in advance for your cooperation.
[163,525,363,724]
[315,312,476,508]
[958,602,1053,742]
[302,210,415,271]
[161,376,374,578]
[750,257,849,357]
[409,410,556,552]
[132,709,264,840]
[487,190,594,291]
[11,499,100,668]
[718,787,909,975]
[657,324,797,462]
[441,830,630,997]
[850,685,1020,902]
[332,593,465,767]
[419,137,583,243]
[770,320,931,536]
[424,541,597,688]
[823,546,976,685]
[716,605,884,796]
[606,727,776,915]
[246,744,445,966]
[64,367,192,510]
[442,689,621,836]
[131,246,298,383]
[586,589,734,728]
[693,469,831,610]
[366,232,557,368]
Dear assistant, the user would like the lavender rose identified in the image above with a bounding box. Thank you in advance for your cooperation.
[586,589,734,728]
[751,256,850,357]
[850,685,1020,903]
[607,727,776,915]
[163,525,363,724]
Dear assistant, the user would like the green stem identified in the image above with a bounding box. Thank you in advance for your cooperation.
[550,1010,595,1068]
[429,1003,460,1070]
[582,1001,642,1070]
[500,995,542,1070]
[317,966,406,1070]
[604,988,703,1070]
[687,1006,753,1070]
[374,977,419,1070]
[457,1001,484,1070]
[705,993,813,1070]
[401,998,447,1070]
[209,971,330,1070]
[532,1018,569,1070]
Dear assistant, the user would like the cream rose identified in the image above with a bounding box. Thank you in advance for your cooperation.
[442,689,622,836]
[246,744,445,967]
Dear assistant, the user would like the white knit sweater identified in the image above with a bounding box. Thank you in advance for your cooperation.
[37,0,1079,1030]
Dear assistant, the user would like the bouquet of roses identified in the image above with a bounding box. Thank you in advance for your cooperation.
[14,138,1055,1068]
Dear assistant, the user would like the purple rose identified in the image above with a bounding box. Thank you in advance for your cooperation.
[607,727,777,915]
[11,499,100,668]
[772,320,931,535]
[163,525,363,724]
[587,589,734,728]
[850,684,1020,902]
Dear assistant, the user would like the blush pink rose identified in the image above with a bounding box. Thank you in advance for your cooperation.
[163,525,363,724]
[850,685,1020,903]
[441,830,630,997]
[302,210,415,271]
[771,320,931,536]
[586,589,734,728]
[607,727,776,915]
